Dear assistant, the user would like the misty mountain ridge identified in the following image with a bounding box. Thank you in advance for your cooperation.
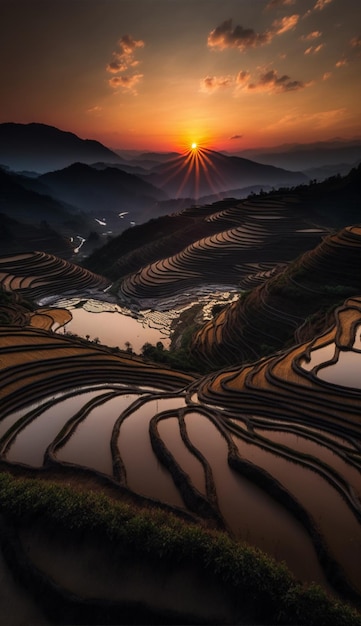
[1,122,359,257]
[0,167,90,229]
[235,138,361,172]
[144,148,308,198]
[0,122,122,173]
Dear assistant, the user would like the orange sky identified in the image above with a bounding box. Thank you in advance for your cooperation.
[1,0,360,152]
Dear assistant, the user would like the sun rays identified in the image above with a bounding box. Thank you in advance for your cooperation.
[159,143,229,199]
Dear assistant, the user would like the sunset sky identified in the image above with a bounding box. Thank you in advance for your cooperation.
[1,0,360,152]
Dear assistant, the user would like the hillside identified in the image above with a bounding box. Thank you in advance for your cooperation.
[0,213,74,259]
[38,162,167,219]
[192,225,361,368]
[0,167,92,232]
[84,165,360,296]
[1,250,361,621]
[0,122,121,173]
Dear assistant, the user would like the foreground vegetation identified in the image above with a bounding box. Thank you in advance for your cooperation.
[0,471,359,625]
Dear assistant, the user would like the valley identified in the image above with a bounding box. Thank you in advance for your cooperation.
[0,161,361,624]
[0,120,361,624]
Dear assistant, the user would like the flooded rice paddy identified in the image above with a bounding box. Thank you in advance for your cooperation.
[1,290,360,601]
[1,376,360,596]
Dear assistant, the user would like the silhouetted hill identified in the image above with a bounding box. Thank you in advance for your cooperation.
[0,167,90,231]
[0,123,122,173]
[0,213,73,258]
[38,162,168,220]
[145,148,308,198]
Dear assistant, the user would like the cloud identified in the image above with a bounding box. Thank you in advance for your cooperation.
[271,14,299,35]
[201,67,307,96]
[314,0,333,10]
[322,72,332,80]
[106,35,144,73]
[246,69,306,93]
[335,58,348,67]
[106,34,145,93]
[200,75,234,92]
[236,70,251,86]
[108,74,143,93]
[304,43,324,54]
[350,36,361,48]
[303,0,332,18]
[207,14,300,53]
[86,105,102,114]
[230,134,243,140]
[106,35,144,74]
[301,30,322,41]
[266,0,296,8]
[207,19,271,51]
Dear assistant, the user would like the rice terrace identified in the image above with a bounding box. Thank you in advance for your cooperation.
[1,1,361,618]
[0,161,361,624]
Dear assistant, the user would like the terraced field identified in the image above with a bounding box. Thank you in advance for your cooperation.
[0,251,110,299]
[192,225,361,368]
[118,195,327,302]
[194,295,361,600]
[0,246,360,620]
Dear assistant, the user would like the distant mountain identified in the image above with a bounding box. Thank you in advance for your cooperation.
[145,148,308,198]
[0,167,90,231]
[113,151,181,168]
[91,161,150,177]
[38,162,168,215]
[0,123,122,173]
[302,161,361,181]
[236,139,361,172]
[133,152,181,168]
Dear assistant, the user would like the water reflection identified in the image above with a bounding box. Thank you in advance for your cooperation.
[56,394,141,475]
[118,397,186,507]
[184,412,329,587]
[55,298,171,352]
[5,390,112,466]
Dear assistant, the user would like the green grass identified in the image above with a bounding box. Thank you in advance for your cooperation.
[0,471,360,625]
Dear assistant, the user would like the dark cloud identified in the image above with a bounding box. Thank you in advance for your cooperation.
[207,14,299,53]
[207,19,271,51]
[246,69,306,93]
[201,67,306,96]
[230,134,243,140]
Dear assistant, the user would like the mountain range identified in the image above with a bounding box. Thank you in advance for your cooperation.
[1,122,360,259]
[236,138,361,173]
[0,122,121,173]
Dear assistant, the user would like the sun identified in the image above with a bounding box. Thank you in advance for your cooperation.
[191,142,198,150]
